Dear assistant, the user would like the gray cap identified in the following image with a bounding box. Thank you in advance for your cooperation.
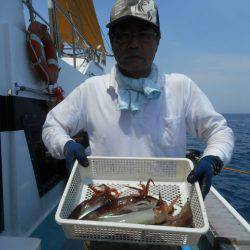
[106,0,160,28]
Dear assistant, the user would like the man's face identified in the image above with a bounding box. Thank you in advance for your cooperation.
[110,19,160,78]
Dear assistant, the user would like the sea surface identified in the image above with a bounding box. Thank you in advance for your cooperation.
[187,113,250,222]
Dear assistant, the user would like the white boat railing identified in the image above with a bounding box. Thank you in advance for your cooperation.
[211,187,250,232]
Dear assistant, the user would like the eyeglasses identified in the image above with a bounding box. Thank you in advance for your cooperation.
[112,31,157,44]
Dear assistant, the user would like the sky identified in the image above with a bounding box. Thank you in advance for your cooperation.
[29,0,250,113]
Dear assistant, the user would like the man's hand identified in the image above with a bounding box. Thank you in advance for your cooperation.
[187,155,223,199]
[64,140,89,173]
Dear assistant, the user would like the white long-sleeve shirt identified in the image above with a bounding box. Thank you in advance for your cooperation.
[42,72,234,163]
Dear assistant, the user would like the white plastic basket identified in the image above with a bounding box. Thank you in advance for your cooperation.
[55,157,209,246]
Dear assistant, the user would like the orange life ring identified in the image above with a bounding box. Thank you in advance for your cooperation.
[27,21,59,84]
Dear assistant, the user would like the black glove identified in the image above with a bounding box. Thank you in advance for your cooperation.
[187,155,223,199]
[64,140,89,173]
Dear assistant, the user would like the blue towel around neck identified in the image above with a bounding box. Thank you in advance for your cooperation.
[110,64,162,111]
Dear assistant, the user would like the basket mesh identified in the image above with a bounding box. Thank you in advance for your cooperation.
[72,224,190,245]
[90,158,178,180]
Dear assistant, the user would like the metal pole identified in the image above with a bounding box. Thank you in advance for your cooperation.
[48,0,55,42]
[50,0,61,57]
[69,13,76,68]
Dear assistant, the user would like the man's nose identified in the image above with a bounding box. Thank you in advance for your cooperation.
[128,34,140,48]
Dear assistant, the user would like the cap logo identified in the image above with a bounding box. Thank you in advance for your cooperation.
[131,0,157,22]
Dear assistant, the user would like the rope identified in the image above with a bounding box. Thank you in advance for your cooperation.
[223,167,250,175]
[192,155,250,175]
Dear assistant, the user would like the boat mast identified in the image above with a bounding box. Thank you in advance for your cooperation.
[48,0,61,57]
[69,13,77,69]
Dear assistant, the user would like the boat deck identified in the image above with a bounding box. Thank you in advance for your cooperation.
[31,207,84,250]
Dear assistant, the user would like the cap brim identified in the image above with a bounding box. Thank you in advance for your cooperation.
[106,15,158,28]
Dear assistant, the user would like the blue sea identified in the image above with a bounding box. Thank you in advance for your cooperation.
[187,113,250,223]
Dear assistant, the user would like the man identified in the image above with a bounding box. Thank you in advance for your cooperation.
[42,1,233,247]
[43,0,233,198]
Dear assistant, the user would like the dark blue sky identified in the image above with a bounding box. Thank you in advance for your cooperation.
[32,0,250,113]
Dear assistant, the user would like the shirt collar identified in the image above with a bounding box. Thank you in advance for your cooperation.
[108,64,164,92]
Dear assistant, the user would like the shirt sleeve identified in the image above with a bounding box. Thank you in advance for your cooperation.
[42,85,86,159]
[184,77,234,164]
